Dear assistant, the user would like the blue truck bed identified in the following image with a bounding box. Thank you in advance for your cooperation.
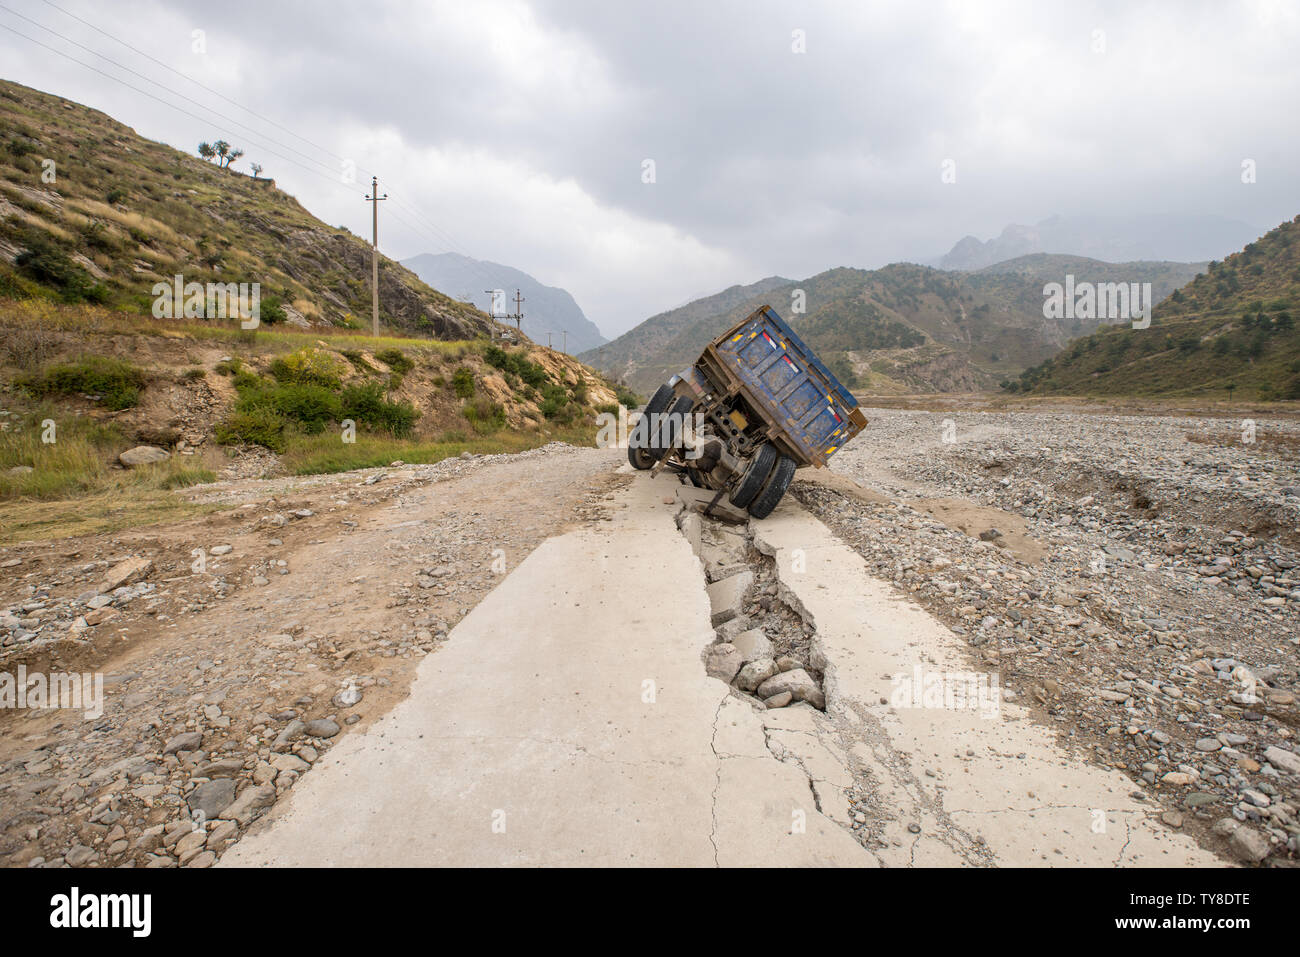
[694,305,868,468]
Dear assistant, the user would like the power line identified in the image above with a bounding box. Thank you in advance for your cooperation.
[7,3,510,297]
[1,8,528,334]
[0,3,343,182]
[38,0,346,166]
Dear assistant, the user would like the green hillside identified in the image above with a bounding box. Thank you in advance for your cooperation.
[1013,216,1300,399]
[584,257,1203,396]
[0,78,492,338]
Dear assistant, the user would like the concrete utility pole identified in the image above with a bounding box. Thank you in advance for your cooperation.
[562,330,567,354]
[512,289,524,332]
[546,332,552,349]
[364,176,387,336]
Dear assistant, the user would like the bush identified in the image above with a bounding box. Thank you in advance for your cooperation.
[451,366,475,398]
[268,348,344,388]
[375,348,413,374]
[215,408,286,452]
[105,187,127,204]
[19,356,146,410]
[258,295,287,325]
[463,397,506,433]
[240,382,341,434]
[483,344,549,387]
[340,381,419,436]
[15,233,108,303]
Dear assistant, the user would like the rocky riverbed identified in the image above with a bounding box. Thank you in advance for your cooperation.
[795,407,1300,865]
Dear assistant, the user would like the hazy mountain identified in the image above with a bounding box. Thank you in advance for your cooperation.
[402,252,605,354]
[578,276,793,390]
[582,257,1203,396]
[939,214,1262,271]
[1015,216,1300,399]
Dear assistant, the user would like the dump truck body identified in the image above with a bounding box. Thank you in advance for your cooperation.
[628,304,868,519]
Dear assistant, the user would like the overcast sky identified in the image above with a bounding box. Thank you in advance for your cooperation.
[3,0,1299,336]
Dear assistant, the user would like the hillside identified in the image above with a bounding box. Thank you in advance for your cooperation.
[0,78,492,338]
[1014,216,1300,399]
[582,257,1201,396]
[402,252,606,353]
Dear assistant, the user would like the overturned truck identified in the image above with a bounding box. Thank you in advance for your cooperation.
[628,305,868,518]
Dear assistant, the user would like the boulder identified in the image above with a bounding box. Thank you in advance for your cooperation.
[100,556,152,593]
[736,657,778,692]
[756,668,825,710]
[119,445,170,467]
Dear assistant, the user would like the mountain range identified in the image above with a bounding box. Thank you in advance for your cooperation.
[581,256,1205,396]
[939,214,1260,271]
[401,252,605,354]
[1014,216,1300,399]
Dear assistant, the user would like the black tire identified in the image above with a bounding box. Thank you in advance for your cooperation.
[654,396,694,460]
[747,454,797,519]
[728,444,776,509]
[628,384,673,469]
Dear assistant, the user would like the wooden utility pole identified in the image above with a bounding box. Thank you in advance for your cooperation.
[364,176,387,336]
[512,289,524,332]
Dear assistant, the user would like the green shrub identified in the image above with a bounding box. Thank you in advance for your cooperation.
[483,344,549,387]
[340,381,419,436]
[451,366,475,398]
[182,367,206,380]
[19,356,146,410]
[240,382,341,434]
[105,187,127,205]
[14,233,108,303]
[215,408,286,452]
[268,348,344,388]
[463,397,506,433]
[375,348,413,374]
[258,295,287,325]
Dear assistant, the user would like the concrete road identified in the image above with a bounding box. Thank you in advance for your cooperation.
[225,467,1221,867]
[223,469,865,866]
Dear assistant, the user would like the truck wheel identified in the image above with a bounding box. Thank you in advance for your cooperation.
[628,384,673,470]
[747,455,796,519]
[656,396,695,458]
[728,444,776,509]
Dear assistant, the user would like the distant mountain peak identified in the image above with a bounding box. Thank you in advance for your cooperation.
[402,252,606,353]
[940,214,1262,272]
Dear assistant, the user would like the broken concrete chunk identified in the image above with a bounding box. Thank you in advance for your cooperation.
[706,570,753,627]
[731,628,773,663]
[705,643,744,683]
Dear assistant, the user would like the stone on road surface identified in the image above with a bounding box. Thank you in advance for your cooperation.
[224,470,865,867]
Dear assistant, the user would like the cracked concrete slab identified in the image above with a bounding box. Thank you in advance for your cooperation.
[752,497,1225,867]
[223,469,870,867]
